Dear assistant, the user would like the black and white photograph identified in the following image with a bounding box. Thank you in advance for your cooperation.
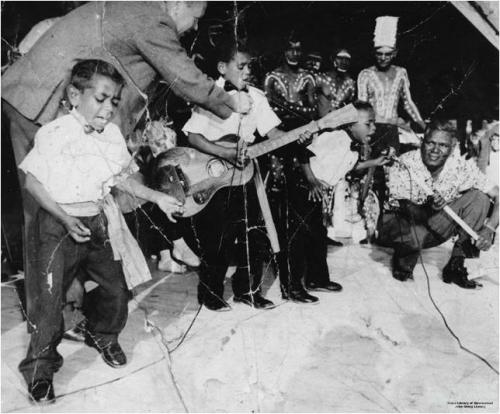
[1,1,498,412]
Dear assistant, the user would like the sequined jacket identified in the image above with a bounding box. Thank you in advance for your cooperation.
[357,65,423,125]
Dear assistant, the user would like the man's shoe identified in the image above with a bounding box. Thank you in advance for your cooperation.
[392,269,414,282]
[253,293,276,309]
[288,289,319,304]
[28,379,55,404]
[234,293,276,309]
[203,300,231,312]
[442,256,479,289]
[306,281,343,292]
[85,335,127,368]
[327,237,343,247]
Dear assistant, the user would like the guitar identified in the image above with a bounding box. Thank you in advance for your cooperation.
[154,104,358,217]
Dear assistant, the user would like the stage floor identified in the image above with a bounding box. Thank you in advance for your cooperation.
[2,240,498,412]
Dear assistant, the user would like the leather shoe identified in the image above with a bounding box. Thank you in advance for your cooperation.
[85,335,127,368]
[442,256,479,289]
[306,281,343,292]
[392,269,414,282]
[28,379,55,403]
[234,293,276,309]
[203,301,231,311]
[327,237,343,247]
[288,289,319,304]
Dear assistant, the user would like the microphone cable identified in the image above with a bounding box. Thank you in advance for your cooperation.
[396,160,498,375]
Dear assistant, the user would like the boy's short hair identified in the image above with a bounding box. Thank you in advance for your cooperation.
[70,59,125,91]
[215,39,252,64]
[352,100,374,113]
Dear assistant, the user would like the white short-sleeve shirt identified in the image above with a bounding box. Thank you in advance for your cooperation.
[308,130,359,187]
[182,77,281,143]
[19,114,138,209]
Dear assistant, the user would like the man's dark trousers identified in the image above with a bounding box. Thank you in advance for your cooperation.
[377,189,490,273]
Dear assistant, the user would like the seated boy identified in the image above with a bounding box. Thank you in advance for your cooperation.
[183,40,311,311]
[18,59,183,403]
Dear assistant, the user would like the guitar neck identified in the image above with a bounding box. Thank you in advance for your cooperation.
[248,121,318,159]
[246,104,358,159]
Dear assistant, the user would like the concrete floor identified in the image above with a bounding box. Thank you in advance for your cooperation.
[1,240,498,412]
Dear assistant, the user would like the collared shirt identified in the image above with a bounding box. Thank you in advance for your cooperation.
[19,114,138,214]
[183,77,281,143]
[307,130,358,187]
[386,149,493,209]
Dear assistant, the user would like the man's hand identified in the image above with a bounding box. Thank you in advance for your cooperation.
[373,155,392,167]
[474,227,495,251]
[63,216,91,243]
[297,130,313,146]
[156,193,184,223]
[429,191,447,211]
[416,120,427,132]
[307,175,326,203]
[232,92,253,114]
[222,141,250,169]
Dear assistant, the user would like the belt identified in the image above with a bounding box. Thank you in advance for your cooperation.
[58,201,102,217]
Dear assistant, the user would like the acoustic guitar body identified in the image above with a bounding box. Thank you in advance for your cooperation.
[156,135,254,217]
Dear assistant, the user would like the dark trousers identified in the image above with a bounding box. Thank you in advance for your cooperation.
[377,189,490,273]
[18,210,129,384]
[2,100,41,293]
[193,184,268,304]
[123,202,197,257]
[371,123,399,206]
[269,168,330,293]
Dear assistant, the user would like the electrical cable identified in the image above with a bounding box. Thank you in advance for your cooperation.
[397,160,498,375]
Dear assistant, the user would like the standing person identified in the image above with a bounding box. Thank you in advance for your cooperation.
[377,120,498,287]
[316,48,356,118]
[265,39,342,303]
[304,50,323,74]
[307,101,391,245]
[357,16,425,157]
[2,1,252,168]
[17,60,183,403]
[2,1,252,332]
[183,40,313,310]
[264,37,317,127]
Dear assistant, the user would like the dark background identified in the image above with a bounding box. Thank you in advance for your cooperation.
[2,1,498,118]
[1,1,499,272]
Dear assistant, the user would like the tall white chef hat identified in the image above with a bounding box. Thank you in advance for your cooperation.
[374,16,399,49]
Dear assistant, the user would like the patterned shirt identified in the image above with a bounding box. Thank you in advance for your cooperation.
[357,65,423,125]
[264,68,316,119]
[386,149,493,209]
[315,71,356,117]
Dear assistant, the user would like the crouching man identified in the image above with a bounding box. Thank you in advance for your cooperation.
[377,120,498,288]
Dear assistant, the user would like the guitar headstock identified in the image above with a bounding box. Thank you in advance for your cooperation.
[317,104,359,130]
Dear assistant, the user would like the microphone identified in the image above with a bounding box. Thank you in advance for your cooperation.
[389,151,480,241]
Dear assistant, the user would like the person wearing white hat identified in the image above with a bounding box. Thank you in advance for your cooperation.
[357,16,426,209]
[316,48,356,118]
[358,16,425,157]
